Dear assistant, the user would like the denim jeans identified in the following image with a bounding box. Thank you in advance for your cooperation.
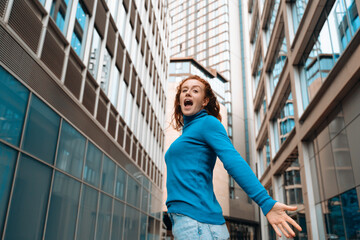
[169,213,230,240]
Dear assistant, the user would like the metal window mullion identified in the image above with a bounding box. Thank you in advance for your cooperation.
[120,174,129,240]
[73,182,84,240]
[41,163,56,240]
[1,89,33,240]
[1,150,23,239]
[40,114,64,240]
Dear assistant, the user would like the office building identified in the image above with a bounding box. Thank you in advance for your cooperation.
[244,0,360,239]
[168,0,263,238]
[0,0,170,239]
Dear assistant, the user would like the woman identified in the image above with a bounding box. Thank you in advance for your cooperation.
[165,75,302,239]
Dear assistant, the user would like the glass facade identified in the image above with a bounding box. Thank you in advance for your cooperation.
[300,0,360,110]
[71,0,89,59]
[50,0,73,35]
[169,0,231,79]
[291,0,309,35]
[0,66,162,239]
[277,93,295,145]
[310,107,360,239]
[247,0,360,238]
[265,0,280,47]
[269,35,287,97]
[253,54,263,92]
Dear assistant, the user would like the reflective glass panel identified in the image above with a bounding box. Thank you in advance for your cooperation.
[0,143,17,237]
[101,155,115,194]
[115,166,126,200]
[88,28,102,78]
[140,213,148,240]
[110,66,121,107]
[292,0,309,34]
[124,205,140,240]
[300,0,359,110]
[5,154,51,239]
[141,188,149,212]
[50,0,73,34]
[76,184,98,240]
[56,120,86,178]
[340,188,360,239]
[148,216,155,240]
[269,36,287,96]
[331,130,355,193]
[101,49,111,93]
[22,95,60,164]
[0,66,29,146]
[126,176,141,208]
[111,200,125,240]
[71,0,89,58]
[84,141,102,187]
[45,171,81,240]
[96,193,112,240]
[324,195,345,239]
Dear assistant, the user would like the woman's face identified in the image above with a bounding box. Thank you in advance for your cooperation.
[179,79,209,116]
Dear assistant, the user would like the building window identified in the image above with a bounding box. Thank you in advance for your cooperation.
[88,28,102,78]
[268,35,287,96]
[71,0,89,59]
[0,66,29,146]
[56,120,86,178]
[284,160,303,205]
[50,0,73,35]
[272,92,295,153]
[253,54,263,92]
[278,93,295,144]
[100,49,112,93]
[22,95,60,165]
[118,3,127,38]
[110,66,121,107]
[119,79,128,118]
[258,138,270,177]
[323,188,360,239]
[265,0,280,46]
[107,0,120,20]
[45,171,81,239]
[291,0,309,35]
[299,0,359,110]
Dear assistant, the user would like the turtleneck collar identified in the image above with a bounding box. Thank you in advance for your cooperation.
[183,109,208,128]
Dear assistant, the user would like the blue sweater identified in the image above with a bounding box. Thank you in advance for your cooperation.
[165,110,276,224]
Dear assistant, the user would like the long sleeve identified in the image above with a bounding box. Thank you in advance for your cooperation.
[201,115,276,215]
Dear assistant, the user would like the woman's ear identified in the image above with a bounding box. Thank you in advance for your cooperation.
[202,98,209,107]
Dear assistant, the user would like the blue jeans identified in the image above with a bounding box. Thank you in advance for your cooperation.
[169,213,230,240]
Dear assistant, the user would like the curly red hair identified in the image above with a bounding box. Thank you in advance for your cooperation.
[172,75,221,131]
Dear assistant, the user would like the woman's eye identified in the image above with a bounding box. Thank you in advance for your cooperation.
[182,89,187,93]
[194,90,198,93]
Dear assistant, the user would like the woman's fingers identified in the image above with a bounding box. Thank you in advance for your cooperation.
[271,223,282,237]
[283,204,298,211]
[282,221,296,237]
[277,223,290,238]
[286,215,302,231]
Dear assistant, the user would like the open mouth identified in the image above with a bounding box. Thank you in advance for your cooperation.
[184,99,193,107]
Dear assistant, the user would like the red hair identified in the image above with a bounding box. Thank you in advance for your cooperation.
[172,75,221,131]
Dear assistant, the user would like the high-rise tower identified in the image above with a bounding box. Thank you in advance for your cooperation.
[0,0,170,239]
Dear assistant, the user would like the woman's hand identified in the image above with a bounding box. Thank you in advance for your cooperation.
[266,202,302,238]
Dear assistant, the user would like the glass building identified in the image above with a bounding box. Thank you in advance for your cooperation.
[0,0,170,239]
[244,0,360,239]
